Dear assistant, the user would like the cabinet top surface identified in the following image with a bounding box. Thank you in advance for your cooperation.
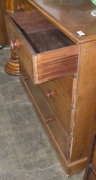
[28,0,96,43]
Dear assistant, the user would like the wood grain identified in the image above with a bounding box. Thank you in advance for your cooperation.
[28,0,96,44]
[0,0,9,45]
[20,60,70,159]
[40,79,75,134]
[70,41,96,162]
[6,10,78,84]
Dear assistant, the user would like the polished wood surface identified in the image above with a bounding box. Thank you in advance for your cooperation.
[0,0,9,45]
[28,0,96,43]
[6,10,78,83]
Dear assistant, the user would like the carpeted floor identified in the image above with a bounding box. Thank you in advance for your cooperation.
[0,47,84,179]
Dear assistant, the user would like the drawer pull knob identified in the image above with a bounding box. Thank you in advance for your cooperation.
[10,40,20,50]
[46,91,54,98]
[45,117,54,123]
[20,4,25,10]
[17,4,25,10]
[17,5,21,10]
[23,75,30,80]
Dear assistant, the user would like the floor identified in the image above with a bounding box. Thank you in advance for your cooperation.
[0,47,85,180]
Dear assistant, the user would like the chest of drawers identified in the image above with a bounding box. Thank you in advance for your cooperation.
[5,0,96,176]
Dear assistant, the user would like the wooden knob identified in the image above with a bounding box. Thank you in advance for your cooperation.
[17,4,25,10]
[45,117,54,124]
[17,5,21,10]
[46,91,54,98]
[10,39,20,50]
[20,4,25,10]
[23,75,30,80]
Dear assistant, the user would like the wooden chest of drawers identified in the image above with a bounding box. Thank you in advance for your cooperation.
[5,0,96,176]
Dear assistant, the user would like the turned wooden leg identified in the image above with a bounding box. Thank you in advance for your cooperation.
[5,49,20,76]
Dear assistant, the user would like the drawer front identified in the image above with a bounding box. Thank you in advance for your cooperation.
[6,13,35,82]
[6,10,79,84]
[40,80,74,134]
[20,60,71,160]
[14,0,33,12]
[55,76,77,104]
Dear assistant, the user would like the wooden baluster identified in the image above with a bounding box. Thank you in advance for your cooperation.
[5,49,20,76]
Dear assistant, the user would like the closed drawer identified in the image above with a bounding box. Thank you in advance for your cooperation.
[20,60,71,160]
[55,76,77,104]
[14,0,33,12]
[40,79,75,134]
[6,10,79,84]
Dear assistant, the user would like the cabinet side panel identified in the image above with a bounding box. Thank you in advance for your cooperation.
[71,41,96,161]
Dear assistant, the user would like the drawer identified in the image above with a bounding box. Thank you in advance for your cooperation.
[6,10,79,84]
[20,60,71,160]
[14,0,33,12]
[40,79,74,134]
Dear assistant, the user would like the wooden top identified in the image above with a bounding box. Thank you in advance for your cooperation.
[28,0,96,44]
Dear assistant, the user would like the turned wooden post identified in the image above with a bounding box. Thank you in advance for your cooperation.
[5,49,20,75]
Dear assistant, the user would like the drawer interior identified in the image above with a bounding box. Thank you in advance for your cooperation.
[10,10,75,53]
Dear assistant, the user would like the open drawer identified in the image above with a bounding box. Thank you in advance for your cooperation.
[6,10,79,84]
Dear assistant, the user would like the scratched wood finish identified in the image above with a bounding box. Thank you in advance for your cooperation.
[40,79,75,134]
[0,0,9,45]
[28,0,96,44]
[6,10,78,84]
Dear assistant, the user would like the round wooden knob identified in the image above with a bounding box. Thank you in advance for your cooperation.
[45,117,54,124]
[46,91,54,98]
[10,40,20,50]
[17,4,25,10]
[23,75,30,80]
[17,5,21,10]
[20,4,25,10]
